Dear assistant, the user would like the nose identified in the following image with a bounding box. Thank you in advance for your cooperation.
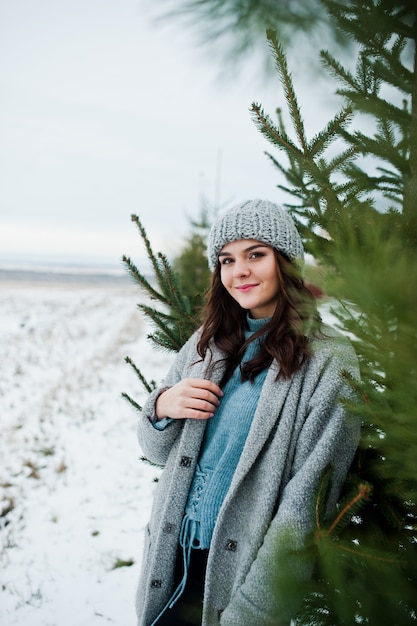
[233,258,250,277]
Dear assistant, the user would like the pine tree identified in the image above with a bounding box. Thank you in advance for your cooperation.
[172,202,212,305]
[247,1,417,623]
[121,214,205,409]
[122,197,217,408]
[152,0,340,67]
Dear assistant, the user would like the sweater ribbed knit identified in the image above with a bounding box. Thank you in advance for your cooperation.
[182,315,270,550]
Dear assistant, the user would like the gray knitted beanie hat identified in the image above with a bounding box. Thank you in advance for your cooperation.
[207,199,304,271]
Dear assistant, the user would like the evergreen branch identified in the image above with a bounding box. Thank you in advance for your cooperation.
[139,302,198,334]
[139,306,183,351]
[250,103,305,158]
[322,0,415,43]
[375,181,403,194]
[326,146,357,173]
[313,467,374,540]
[382,192,403,207]
[124,356,156,393]
[122,255,166,304]
[323,33,411,105]
[327,481,373,536]
[360,20,413,67]
[342,168,401,198]
[138,303,174,323]
[320,49,359,92]
[358,48,380,96]
[157,252,193,315]
[340,370,370,407]
[138,307,176,330]
[130,214,172,301]
[324,538,402,565]
[266,29,308,153]
[372,55,413,96]
[265,152,316,201]
[139,455,164,470]
[336,89,411,124]
[381,491,407,530]
[308,107,354,157]
[342,130,408,173]
[265,151,296,180]
[147,330,183,353]
[377,117,396,148]
[121,391,142,413]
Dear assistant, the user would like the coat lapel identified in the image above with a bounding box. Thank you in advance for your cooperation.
[227,363,295,494]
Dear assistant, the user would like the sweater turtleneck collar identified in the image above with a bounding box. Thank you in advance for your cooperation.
[246,314,271,335]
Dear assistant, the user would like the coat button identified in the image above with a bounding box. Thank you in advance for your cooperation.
[180,456,192,467]
[151,579,162,588]
[225,539,238,552]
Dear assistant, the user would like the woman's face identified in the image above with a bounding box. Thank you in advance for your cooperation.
[219,239,280,319]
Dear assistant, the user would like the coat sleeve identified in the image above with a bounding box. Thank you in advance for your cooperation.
[220,336,361,626]
[137,331,200,467]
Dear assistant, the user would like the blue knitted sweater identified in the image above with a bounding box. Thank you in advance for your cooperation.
[182,315,270,550]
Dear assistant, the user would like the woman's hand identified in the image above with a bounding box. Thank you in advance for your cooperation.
[155,378,223,421]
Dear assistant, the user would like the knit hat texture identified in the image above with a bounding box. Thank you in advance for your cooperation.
[207,199,304,271]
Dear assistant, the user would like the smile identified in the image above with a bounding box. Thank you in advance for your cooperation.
[235,284,258,292]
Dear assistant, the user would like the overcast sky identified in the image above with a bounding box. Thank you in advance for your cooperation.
[0,0,335,268]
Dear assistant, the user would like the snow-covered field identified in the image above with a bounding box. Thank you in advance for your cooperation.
[0,273,173,625]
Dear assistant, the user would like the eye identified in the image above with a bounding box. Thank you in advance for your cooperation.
[220,257,233,265]
[249,251,265,260]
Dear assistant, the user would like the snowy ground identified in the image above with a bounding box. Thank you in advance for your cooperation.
[0,273,174,626]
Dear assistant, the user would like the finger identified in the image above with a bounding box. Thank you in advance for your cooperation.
[188,398,219,413]
[182,407,214,420]
[187,389,221,408]
[187,379,224,399]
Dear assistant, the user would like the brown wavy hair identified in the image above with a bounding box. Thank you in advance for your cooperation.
[197,250,320,384]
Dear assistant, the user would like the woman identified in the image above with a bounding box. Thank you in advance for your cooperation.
[136,199,360,626]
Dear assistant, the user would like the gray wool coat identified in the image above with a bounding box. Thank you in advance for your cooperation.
[135,325,360,626]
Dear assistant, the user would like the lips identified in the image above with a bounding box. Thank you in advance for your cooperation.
[235,284,258,292]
